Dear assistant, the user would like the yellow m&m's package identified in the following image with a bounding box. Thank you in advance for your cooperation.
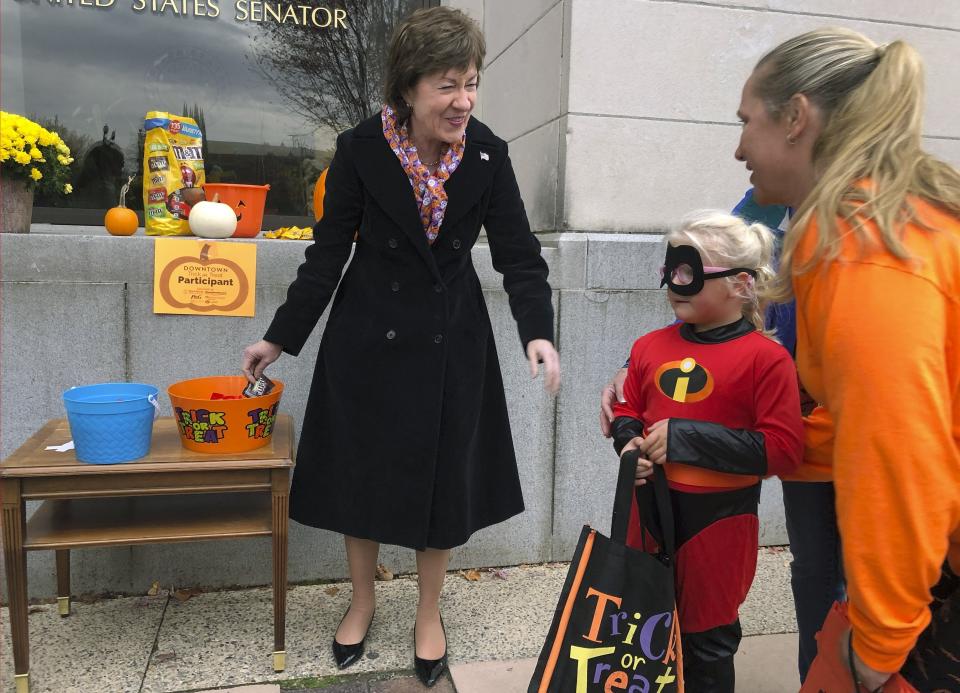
[143,111,205,236]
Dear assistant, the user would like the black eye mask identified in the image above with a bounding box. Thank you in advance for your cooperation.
[660,244,758,296]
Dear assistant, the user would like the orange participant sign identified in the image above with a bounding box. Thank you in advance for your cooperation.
[153,238,256,316]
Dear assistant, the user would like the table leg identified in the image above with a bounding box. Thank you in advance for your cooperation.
[56,549,71,617]
[271,469,288,672]
[2,479,30,692]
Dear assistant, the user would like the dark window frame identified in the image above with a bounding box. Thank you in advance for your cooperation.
[31,0,440,229]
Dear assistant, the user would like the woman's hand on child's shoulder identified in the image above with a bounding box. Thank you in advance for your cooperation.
[640,419,670,466]
[599,368,629,437]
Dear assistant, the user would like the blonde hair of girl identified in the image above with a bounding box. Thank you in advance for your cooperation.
[666,210,777,338]
[752,27,960,300]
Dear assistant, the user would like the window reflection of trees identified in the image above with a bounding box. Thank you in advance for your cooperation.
[33,117,96,208]
[252,0,420,134]
[17,0,434,225]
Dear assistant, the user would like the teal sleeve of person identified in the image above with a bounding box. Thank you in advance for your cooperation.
[732,189,790,231]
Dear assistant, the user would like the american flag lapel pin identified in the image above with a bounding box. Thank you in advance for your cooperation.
[480,151,489,161]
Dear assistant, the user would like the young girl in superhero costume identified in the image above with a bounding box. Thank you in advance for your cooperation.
[610,211,804,691]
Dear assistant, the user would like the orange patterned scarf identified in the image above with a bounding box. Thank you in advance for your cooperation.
[382,104,465,245]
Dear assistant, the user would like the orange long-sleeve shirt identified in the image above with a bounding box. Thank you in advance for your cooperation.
[781,404,834,482]
[792,197,960,672]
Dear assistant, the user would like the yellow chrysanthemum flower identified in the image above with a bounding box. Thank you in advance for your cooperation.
[2,111,73,194]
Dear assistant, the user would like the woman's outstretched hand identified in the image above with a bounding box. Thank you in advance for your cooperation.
[241,340,282,384]
[526,339,561,395]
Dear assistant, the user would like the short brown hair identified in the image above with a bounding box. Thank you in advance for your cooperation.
[383,7,485,123]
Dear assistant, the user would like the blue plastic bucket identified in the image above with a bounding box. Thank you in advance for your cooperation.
[62,383,160,464]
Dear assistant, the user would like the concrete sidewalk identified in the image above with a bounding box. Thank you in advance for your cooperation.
[2,548,799,692]
[449,633,800,692]
[193,636,801,693]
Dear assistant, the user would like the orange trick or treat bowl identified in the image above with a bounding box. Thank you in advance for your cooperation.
[167,375,283,453]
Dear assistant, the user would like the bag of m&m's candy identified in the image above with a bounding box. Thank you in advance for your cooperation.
[143,111,205,236]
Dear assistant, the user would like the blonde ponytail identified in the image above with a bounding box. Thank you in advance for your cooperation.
[742,222,776,335]
[753,30,960,301]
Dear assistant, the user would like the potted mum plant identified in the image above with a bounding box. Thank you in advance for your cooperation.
[1,111,74,233]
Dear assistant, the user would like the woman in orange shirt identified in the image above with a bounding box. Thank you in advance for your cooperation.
[735,28,960,690]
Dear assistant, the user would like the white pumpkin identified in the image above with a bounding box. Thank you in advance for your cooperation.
[189,195,238,239]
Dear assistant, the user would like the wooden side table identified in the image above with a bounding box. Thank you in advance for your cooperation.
[1,415,295,693]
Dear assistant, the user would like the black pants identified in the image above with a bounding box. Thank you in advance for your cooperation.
[782,480,846,683]
[682,619,740,693]
[900,563,960,691]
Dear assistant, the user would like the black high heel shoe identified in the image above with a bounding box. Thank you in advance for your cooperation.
[332,607,375,670]
[413,613,448,687]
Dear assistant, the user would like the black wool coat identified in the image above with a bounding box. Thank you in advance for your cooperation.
[264,114,555,550]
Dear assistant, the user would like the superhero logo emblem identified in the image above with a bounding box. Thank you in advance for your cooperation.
[654,357,714,403]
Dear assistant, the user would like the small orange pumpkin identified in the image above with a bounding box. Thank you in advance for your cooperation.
[313,167,358,240]
[105,175,139,236]
[312,167,328,221]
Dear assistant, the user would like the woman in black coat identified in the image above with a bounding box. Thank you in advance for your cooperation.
[241,7,560,686]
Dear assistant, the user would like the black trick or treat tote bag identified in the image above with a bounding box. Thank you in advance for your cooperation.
[529,452,683,692]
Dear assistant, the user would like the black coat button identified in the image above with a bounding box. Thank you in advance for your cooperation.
[434,334,443,344]
[452,239,462,250]
[388,238,398,249]
[391,281,400,292]
[386,330,397,340]
[433,284,443,293]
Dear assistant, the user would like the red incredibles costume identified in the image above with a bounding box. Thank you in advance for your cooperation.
[612,318,804,690]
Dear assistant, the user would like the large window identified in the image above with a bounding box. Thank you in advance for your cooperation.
[1,0,435,228]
